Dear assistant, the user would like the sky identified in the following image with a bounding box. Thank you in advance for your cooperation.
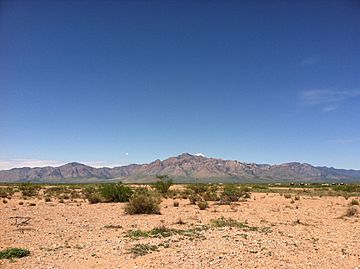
[0,0,360,170]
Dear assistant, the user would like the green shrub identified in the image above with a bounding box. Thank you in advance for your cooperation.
[19,183,40,197]
[99,183,133,202]
[129,243,159,256]
[125,189,161,215]
[350,199,359,206]
[83,186,102,204]
[186,184,209,194]
[0,248,30,259]
[202,191,219,201]
[189,194,201,204]
[221,184,249,202]
[198,201,209,210]
[0,187,14,198]
[153,175,173,194]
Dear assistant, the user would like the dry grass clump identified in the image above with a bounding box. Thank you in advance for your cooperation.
[349,199,359,206]
[344,206,358,217]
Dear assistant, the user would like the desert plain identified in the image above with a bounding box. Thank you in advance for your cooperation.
[0,184,359,269]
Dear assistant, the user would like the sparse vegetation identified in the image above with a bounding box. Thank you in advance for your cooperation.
[173,200,179,207]
[197,200,209,210]
[83,186,102,204]
[0,248,30,259]
[125,188,161,215]
[0,187,15,198]
[218,184,251,204]
[99,183,133,202]
[129,243,159,256]
[211,217,258,231]
[350,199,359,206]
[153,175,173,194]
[19,183,40,197]
[344,206,358,217]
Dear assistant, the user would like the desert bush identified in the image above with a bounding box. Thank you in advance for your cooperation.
[294,195,300,201]
[202,191,219,201]
[83,186,102,204]
[173,201,179,207]
[284,194,292,199]
[19,183,40,197]
[220,184,250,203]
[0,248,30,259]
[99,183,133,202]
[44,197,51,202]
[332,185,360,193]
[198,201,209,210]
[350,199,359,206]
[0,187,14,198]
[186,184,209,194]
[125,189,161,215]
[153,175,173,194]
[189,193,201,204]
[345,206,358,217]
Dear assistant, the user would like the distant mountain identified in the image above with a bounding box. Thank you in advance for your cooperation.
[1,153,360,183]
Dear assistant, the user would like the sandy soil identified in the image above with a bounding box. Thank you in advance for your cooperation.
[1,192,359,269]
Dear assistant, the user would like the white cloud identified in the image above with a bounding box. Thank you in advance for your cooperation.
[0,159,66,170]
[82,161,123,168]
[0,159,124,170]
[125,152,129,156]
[300,89,360,112]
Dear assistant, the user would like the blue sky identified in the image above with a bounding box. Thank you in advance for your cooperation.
[1,0,360,169]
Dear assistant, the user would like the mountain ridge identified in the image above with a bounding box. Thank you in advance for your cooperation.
[1,153,360,183]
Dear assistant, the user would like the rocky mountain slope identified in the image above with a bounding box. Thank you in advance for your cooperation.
[0,153,359,183]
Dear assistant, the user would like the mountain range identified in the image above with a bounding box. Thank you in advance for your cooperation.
[1,153,360,183]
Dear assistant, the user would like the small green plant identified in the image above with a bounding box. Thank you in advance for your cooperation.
[211,217,258,231]
[129,243,159,256]
[0,248,30,259]
[99,183,133,202]
[153,175,173,194]
[125,188,161,215]
[350,199,359,206]
[197,200,209,210]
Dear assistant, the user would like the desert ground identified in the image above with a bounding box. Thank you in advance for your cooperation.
[0,185,359,269]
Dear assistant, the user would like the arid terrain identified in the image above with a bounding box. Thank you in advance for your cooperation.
[0,184,359,269]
